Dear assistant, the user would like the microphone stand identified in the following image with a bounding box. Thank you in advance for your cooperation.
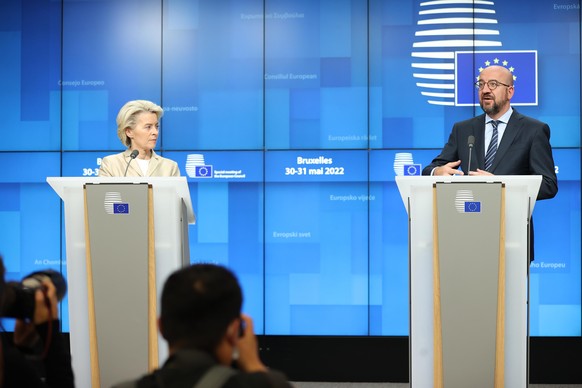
[467,135,475,174]
[124,150,139,177]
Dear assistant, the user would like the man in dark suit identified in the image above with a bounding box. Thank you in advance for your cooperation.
[423,65,558,259]
[423,65,557,200]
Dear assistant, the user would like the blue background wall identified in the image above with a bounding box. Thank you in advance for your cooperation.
[0,0,580,339]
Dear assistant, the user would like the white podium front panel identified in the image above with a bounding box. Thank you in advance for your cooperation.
[47,177,195,388]
[396,175,541,388]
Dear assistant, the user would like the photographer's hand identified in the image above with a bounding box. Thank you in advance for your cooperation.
[234,314,268,373]
[13,280,58,348]
[32,279,58,324]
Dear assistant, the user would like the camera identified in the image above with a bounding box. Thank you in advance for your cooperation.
[0,269,67,320]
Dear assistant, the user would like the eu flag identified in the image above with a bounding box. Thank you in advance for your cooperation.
[403,164,422,176]
[113,203,129,214]
[194,165,213,177]
[464,201,481,213]
[455,50,537,106]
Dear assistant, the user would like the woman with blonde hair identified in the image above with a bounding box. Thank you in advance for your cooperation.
[99,100,180,177]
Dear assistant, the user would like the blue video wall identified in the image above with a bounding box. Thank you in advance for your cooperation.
[0,0,580,337]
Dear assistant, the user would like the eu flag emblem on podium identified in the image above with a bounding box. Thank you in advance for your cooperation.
[113,203,129,214]
[464,201,481,213]
[455,50,538,106]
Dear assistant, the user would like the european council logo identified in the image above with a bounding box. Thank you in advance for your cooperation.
[411,0,502,106]
[186,154,213,178]
[104,192,130,215]
[455,189,481,214]
[393,153,420,176]
[456,50,538,106]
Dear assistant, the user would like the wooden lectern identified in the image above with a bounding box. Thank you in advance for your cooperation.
[47,177,195,388]
[396,175,541,388]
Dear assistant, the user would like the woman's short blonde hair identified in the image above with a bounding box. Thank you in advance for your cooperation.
[116,100,164,147]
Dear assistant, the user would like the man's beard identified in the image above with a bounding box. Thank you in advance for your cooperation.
[480,99,500,116]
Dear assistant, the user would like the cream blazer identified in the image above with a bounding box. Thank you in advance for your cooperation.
[98,149,180,177]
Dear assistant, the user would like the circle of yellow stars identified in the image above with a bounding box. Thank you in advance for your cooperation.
[476,58,518,82]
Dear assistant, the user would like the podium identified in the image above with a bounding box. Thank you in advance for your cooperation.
[47,177,195,388]
[396,175,541,388]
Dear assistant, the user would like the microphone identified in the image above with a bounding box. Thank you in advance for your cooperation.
[124,149,139,177]
[467,135,475,174]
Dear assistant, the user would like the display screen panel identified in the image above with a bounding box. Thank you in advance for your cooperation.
[0,0,579,339]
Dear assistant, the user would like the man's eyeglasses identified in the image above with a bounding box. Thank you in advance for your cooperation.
[475,80,512,90]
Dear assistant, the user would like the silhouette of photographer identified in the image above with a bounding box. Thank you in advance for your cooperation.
[113,263,292,388]
[0,255,75,388]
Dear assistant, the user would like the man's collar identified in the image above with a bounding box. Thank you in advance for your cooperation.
[486,107,513,124]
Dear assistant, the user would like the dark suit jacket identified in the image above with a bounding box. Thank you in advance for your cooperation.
[422,109,558,200]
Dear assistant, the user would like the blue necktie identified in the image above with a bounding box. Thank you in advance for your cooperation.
[484,120,499,171]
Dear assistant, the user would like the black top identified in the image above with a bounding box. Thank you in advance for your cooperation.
[113,349,292,388]
[1,319,75,388]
